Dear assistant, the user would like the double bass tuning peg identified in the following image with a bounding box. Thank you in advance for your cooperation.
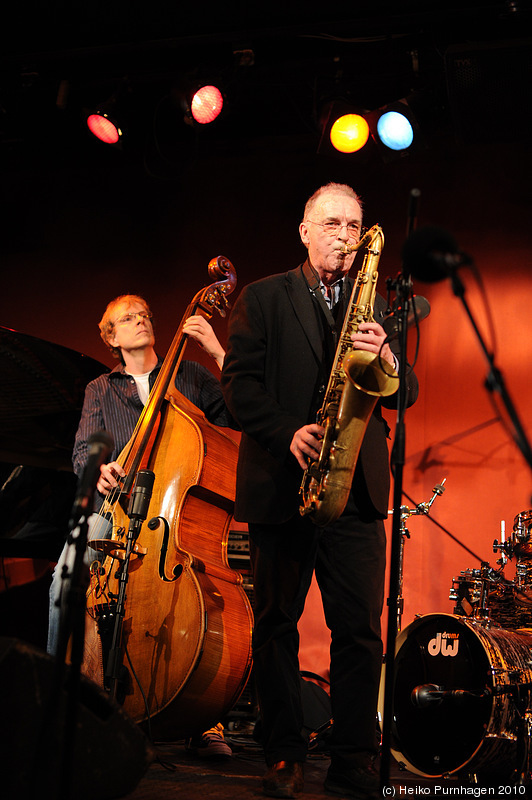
[205,291,231,317]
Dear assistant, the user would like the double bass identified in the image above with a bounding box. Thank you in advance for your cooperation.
[81,257,253,739]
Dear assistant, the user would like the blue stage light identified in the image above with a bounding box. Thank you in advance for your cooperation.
[376,111,414,151]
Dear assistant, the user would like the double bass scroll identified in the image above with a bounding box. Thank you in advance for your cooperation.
[82,256,253,740]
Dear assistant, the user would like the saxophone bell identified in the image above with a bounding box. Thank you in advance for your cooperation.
[343,349,398,398]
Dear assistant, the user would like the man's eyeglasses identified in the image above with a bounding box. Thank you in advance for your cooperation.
[306,219,361,239]
[114,311,153,326]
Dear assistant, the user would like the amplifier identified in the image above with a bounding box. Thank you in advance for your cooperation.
[226,528,257,725]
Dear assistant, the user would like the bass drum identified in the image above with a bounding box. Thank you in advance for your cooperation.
[382,614,532,781]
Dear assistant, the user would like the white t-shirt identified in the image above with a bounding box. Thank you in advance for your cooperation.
[126,370,151,405]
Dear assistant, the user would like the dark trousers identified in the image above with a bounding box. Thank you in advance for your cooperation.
[249,493,386,767]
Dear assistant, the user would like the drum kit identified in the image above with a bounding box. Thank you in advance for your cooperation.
[385,507,532,785]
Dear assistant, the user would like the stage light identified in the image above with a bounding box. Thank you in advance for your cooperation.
[330,114,370,153]
[376,110,414,151]
[318,95,424,162]
[317,99,373,159]
[85,85,129,148]
[86,112,122,145]
[368,98,424,160]
[190,85,224,124]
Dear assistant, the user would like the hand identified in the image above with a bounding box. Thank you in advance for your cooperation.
[97,461,126,495]
[183,315,225,371]
[350,321,396,368]
[290,423,325,470]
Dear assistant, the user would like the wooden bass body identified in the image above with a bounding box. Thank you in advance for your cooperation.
[82,391,253,739]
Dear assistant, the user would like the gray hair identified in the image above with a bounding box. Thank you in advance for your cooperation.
[303,182,363,222]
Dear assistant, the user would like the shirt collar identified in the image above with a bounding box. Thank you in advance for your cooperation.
[108,355,164,378]
[319,277,344,309]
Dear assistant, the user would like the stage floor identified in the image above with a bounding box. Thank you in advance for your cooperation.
[118,728,519,799]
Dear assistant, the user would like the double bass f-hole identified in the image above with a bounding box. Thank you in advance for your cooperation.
[148,516,184,583]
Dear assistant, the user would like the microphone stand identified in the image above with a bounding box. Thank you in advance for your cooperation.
[380,270,413,791]
[380,188,421,790]
[449,268,532,478]
[35,503,95,798]
[105,469,155,703]
[57,514,92,799]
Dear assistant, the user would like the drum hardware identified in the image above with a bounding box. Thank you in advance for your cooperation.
[493,510,532,564]
[388,508,532,785]
[519,711,532,785]
[515,561,532,590]
[412,681,532,708]
[512,511,532,560]
[382,613,532,782]
[449,563,502,621]
[411,683,490,707]
[394,478,447,633]
[489,509,532,630]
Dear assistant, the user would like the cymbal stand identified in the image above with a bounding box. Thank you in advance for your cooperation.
[518,711,532,785]
[394,478,447,633]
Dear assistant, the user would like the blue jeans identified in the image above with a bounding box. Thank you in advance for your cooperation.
[47,514,111,656]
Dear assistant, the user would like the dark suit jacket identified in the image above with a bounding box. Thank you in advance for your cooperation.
[221,262,419,524]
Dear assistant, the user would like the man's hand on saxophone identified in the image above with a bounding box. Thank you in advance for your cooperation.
[290,423,325,470]
[350,320,396,369]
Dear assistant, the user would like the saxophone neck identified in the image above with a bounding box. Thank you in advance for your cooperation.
[338,224,384,255]
[364,224,384,255]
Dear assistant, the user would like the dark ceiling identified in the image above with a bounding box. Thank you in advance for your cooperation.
[2,1,531,177]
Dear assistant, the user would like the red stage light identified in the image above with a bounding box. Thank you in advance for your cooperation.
[190,85,224,124]
[87,113,122,144]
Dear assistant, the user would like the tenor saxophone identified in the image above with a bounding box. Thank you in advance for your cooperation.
[299,224,398,526]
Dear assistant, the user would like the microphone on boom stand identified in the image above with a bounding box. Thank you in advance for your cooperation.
[106,469,155,703]
[382,295,431,343]
[69,431,114,529]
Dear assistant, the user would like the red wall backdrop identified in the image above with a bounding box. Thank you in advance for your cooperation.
[2,133,531,675]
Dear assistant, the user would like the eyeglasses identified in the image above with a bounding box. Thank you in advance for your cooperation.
[306,219,361,239]
[113,311,153,326]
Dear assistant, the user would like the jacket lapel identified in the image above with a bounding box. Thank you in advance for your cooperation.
[285,263,324,362]
[285,263,356,363]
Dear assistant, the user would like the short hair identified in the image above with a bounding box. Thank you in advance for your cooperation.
[303,182,364,222]
[98,294,152,359]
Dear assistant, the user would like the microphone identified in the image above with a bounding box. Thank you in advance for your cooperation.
[402,226,472,283]
[411,683,488,708]
[127,469,155,521]
[69,431,114,527]
[382,295,431,342]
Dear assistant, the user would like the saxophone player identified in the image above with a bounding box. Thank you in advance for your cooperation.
[221,183,419,799]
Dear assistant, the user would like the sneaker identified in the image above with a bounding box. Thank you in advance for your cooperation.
[186,723,232,759]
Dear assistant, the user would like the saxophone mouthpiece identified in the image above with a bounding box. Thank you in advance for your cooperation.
[334,242,357,254]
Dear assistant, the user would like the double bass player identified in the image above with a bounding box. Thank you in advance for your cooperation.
[48,292,234,758]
